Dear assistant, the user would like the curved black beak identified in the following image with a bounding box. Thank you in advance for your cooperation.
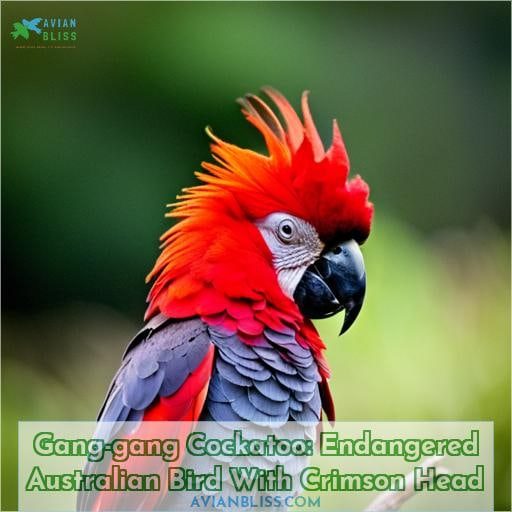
[293,240,366,335]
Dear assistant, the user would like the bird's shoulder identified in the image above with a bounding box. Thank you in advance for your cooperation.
[97,315,213,422]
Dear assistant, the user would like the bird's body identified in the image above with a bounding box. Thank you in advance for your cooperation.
[80,88,373,511]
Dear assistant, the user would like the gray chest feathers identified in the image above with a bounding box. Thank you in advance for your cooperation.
[204,327,322,426]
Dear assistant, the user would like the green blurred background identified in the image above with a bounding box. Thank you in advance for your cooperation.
[2,2,510,510]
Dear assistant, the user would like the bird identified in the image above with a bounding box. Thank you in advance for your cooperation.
[79,87,373,511]
[22,18,42,34]
[10,21,29,40]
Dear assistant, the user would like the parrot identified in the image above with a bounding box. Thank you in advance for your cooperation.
[79,87,373,511]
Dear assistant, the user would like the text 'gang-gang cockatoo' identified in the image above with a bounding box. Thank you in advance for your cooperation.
[80,88,373,511]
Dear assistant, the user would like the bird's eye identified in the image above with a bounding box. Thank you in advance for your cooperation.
[277,219,295,242]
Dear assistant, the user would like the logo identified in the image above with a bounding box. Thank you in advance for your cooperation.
[10,17,78,47]
[10,18,42,40]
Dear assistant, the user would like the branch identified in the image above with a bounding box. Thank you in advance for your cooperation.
[364,456,452,512]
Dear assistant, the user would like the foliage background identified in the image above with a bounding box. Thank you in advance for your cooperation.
[2,2,510,510]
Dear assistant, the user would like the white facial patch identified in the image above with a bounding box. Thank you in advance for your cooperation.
[256,213,324,298]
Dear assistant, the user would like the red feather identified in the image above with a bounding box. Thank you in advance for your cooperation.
[143,345,214,420]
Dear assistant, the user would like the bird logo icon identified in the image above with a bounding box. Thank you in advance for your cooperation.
[10,18,42,40]
[23,18,43,34]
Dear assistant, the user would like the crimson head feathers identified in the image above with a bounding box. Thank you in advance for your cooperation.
[146,88,373,349]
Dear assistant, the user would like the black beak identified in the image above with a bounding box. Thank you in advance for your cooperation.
[293,240,366,335]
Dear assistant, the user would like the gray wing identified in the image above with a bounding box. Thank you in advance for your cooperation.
[96,314,212,437]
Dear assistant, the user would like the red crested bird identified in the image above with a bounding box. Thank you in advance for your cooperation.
[80,87,373,511]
